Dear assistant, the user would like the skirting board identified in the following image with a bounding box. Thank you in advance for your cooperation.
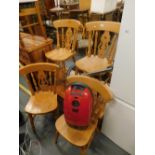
[102,97,135,155]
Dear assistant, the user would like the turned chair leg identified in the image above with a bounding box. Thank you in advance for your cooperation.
[75,67,78,75]
[54,108,60,120]
[72,56,76,63]
[80,146,87,155]
[54,131,60,144]
[28,114,36,133]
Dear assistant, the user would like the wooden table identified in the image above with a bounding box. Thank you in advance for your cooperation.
[49,6,65,19]
[19,0,37,3]
[60,2,79,10]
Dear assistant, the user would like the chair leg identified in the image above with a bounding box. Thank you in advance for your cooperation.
[54,108,60,120]
[80,147,87,155]
[72,56,76,63]
[54,131,60,144]
[97,116,104,132]
[75,67,78,75]
[62,62,67,80]
[28,114,36,133]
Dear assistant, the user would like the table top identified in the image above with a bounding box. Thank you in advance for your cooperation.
[19,0,37,4]
[49,7,65,12]
[61,2,79,6]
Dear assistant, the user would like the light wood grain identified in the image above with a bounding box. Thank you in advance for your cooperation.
[76,21,120,76]
[25,91,57,114]
[79,0,91,11]
[53,19,83,29]
[55,115,98,147]
[19,63,59,132]
[67,75,112,103]
[45,48,75,62]
[86,21,120,33]
[45,19,83,83]
[19,62,59,75]
[19,0,52,64]
[76,56,111,73]
[55,75,113,154]
[20,32,52,53]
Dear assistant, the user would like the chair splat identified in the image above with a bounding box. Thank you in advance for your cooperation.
[98,31,111,58]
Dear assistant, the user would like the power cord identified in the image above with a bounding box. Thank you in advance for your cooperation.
[19,120,42,155]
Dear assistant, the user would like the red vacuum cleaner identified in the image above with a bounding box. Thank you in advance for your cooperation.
[64,82,93,128]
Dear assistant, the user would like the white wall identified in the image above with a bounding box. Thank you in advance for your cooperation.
[102,0,135,154]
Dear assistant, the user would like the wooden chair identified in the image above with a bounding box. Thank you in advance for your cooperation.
[55,75,113,155]
[19,0,53,64]
[19,63,59,133]
[75,21,120,81]
[45,19,83,80]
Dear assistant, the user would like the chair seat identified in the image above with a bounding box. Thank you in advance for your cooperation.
[45,48,74,62]
[25,91,57,114]
[76,55,111,73]
[20,32,52,53]
[55,115,98,147]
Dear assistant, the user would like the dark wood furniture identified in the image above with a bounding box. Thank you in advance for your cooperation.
[19,0,53,65]
[20,32,53,64]
[69,0,91,23]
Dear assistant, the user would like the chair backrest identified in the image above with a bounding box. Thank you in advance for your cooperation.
[19,0,47,38]
[53,19,83,52]
[85,21,120,64]
[79,0,91,11]
[19,63,59,95]
[67,75,112,103]
[67,75,113,121]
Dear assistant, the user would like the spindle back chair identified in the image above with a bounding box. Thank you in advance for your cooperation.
[19,0,53,65]
[45,19,83,80]
[19,0,46,37]
[53,19,83,51]
[55,75,113,155]
[75,21,120,80]
[19,63,59,132]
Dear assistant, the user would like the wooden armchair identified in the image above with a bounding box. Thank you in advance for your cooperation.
[54,75,113,155]
[19,0,53,64]
[19,63,59,133]
[75,21,120,81]
[45,19,83,80]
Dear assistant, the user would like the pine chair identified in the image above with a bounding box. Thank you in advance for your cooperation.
[54,75,113,155]
[19,63,59,133]
[19,0,53,64]
[45,19,83,80]
[75,21,120,81]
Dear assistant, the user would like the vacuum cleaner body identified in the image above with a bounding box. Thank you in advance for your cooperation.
[64,82,93,128]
